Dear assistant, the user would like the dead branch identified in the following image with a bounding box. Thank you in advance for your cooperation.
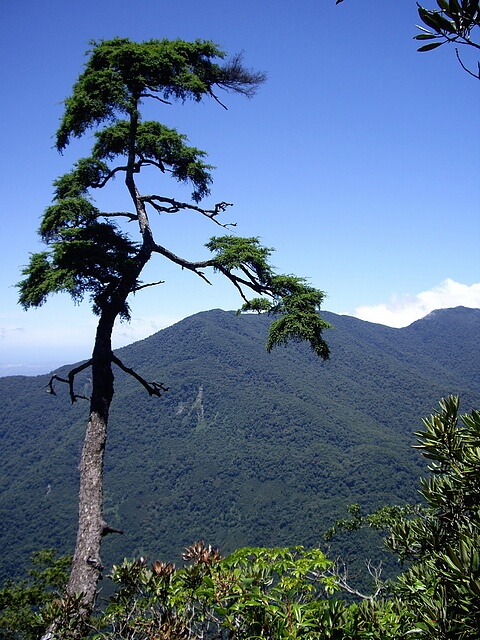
[46,360,93,403]
[141,195,236,228]
[328,559,385,604]
[133,280,165,292]
[111,354,169,397]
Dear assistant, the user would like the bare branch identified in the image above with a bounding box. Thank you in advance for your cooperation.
[208,89,228,110]
[133,280,165,292]
[141,195,236,228]
[455,48,480,79]
[217,52,267,97]
[328,559,385,604]
[111,354,169,397]
[140,92,173,105]
[100,211,139,222]
[46,360,93,403]
[151,243,214,284]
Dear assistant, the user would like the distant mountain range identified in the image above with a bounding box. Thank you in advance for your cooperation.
[1,306,479,583]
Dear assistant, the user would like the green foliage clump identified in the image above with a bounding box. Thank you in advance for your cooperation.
[326,396,480,639]
[93,543,418,638]
[96,543,342,639]
[18,205,139,319]
[0,550,71,640]
[207,236,332,358]
[55,38,246,149]
[390,396,480,638]
[415,0,480,58]
[93,121,214,202]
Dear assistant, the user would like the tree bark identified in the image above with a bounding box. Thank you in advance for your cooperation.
[67,311,115,616]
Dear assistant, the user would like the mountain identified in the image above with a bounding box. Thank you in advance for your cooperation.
[0,306,479,582]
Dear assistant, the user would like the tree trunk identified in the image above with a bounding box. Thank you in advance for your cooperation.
[67,311,115,616]
[63,244,149,634]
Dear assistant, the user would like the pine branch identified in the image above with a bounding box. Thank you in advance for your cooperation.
[140,92,173,105]
[213,263,269,301]
[151,243,213,284]
[111,354,169,397]
[141,195,235,228]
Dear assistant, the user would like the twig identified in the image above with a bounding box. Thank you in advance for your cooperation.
[329,559,385,604]
[455,47,480,79]
[208,89,228,110]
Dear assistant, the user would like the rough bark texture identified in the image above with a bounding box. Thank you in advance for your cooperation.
[67,315,115,616]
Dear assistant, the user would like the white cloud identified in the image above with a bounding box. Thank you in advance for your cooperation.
[351,279,480,328]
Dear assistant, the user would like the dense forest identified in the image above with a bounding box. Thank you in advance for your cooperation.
[2,308,480,637]
[1,306,479,589]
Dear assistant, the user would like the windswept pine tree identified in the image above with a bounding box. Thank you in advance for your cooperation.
[17,38,331,633]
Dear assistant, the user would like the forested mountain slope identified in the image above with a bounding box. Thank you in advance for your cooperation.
[1,306,479,582]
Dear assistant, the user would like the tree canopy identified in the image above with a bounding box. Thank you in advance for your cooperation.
[18,37,331,355]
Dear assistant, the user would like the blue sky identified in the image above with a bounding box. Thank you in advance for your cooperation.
[1,0,479,376]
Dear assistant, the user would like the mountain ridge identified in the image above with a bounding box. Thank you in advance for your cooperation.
[0,306,478,582]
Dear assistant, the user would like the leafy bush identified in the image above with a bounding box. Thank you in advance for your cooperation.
[0,550,71,640]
